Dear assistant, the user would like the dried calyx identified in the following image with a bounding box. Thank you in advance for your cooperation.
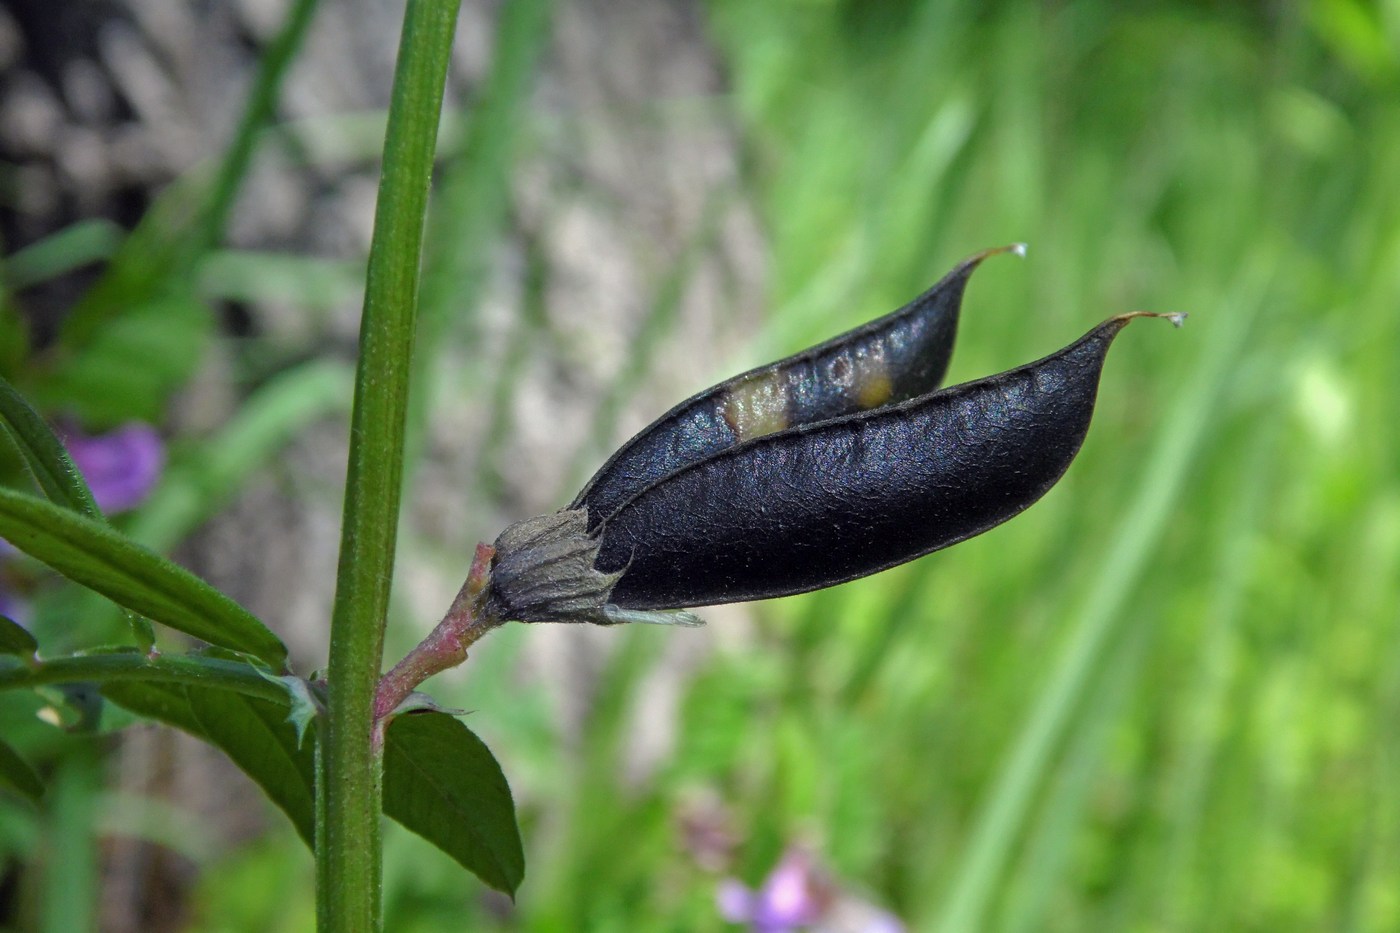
[483,510,702,627]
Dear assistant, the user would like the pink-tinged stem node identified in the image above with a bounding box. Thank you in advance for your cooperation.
[373,543,499,739]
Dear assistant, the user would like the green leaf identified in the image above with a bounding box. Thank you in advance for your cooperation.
[0,648,292,704]
[198,251,366,313]
[38,295,213,427]
[0,375,157,648]
[383,711,524,896]
[98,683,525,893]
[0,293,29,375]
[103,681,315,846]
[60,360,353,643]
[252,669,322,748]
[0,615,37,658]
[0,737,44,804]
[0,374,101,518]
[129,360,354,553]
[3,219,123,291]
[0,488,287,666]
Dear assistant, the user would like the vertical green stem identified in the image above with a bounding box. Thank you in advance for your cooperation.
[40,751,100,933]
[319,1,460,930]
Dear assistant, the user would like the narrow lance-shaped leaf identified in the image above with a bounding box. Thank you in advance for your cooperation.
[383,711,525,896]
[0,373,101,519]
[0,374,159,647]
[0,489,287,666]
[0,737,44,804]
[0,615,38,658]
[572,245,1023,525]
[596,312,1181,609]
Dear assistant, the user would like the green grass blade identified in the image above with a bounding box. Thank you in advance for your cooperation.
[189,0,322,262]
[410,0,554,461]
[61,0,321,345]
[129,360,354,552]
[40,753,100,933]
[931,270,1268,931]
[2,220,122,291]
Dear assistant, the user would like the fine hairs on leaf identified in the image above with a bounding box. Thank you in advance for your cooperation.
[0,0,518,922]
[0,373,102,519]
[0,374,155,647]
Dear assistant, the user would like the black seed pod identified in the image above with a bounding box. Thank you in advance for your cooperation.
[595,312,1178,610]
[482,246,1181,625]
[572,244,1024,526]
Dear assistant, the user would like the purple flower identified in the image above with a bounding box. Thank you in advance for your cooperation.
[718,847,905,933]
[0,585,28,626]
[63,423,164,513]
[720,849,828,932]
[0,423,163,626]
[0,538,31,626]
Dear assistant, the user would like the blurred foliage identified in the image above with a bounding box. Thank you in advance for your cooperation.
[4,0,1400,930]
[429,0,1396,930]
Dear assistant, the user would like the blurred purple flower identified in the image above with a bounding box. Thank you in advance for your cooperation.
[718,847,904,933]
[0,423,162,626]
[63,422,164,513]
[0,538,29,625]
[0,585,27,625]
[719,849,827,932]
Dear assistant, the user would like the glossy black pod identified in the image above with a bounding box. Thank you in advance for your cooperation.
[572,245,1023,526]
[483,238,1181,627]
[594,313,1174,610]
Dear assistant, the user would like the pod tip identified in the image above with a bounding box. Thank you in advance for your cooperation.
[1118,310,1188,328]
[969,243,1029,266]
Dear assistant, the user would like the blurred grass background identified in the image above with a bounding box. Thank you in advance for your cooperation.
[3,0,1399,930]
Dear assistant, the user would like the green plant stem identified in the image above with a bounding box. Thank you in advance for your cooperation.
[41,750,100,933]
[0,653,289,703]
[319,1,460,930]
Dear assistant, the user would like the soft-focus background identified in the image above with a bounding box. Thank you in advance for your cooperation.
[1,0,1397,930]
